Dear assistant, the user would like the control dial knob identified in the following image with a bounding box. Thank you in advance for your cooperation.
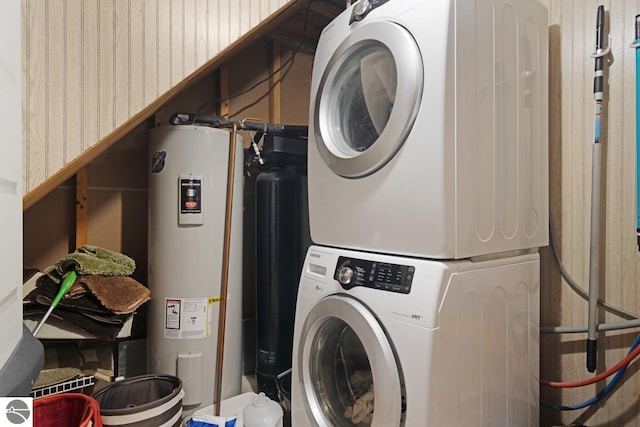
[353,0,372,21]
[337,265,355,286]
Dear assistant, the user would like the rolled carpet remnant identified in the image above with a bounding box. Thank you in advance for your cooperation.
[33,274,151,314]
[33,367,82,389]
[76,274,150,315]
[46,245,136,282]
[24,275,135,339]
[23,306,129,340]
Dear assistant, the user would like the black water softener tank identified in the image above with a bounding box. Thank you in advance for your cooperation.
[255,132,308,401]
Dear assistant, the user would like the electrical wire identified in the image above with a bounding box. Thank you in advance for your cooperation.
[541,334,640,410]
[229,56,297,118]
[540,341,640,388]
[192,0,338,122]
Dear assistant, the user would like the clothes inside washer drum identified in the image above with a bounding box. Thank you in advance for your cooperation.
[343,370,374,425]
[92,374,184,427]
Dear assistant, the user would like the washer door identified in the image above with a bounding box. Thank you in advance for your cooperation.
[297,295,404,426]
[313,20,423,178]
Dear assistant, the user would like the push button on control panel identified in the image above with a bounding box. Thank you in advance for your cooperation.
[334,256,414,294]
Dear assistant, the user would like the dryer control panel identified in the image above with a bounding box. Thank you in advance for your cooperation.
[349,0,390,24]
[334,256,414,294]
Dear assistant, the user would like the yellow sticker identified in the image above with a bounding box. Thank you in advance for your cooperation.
[208,296,222,305]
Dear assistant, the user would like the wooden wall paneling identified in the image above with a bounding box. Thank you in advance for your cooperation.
[26,0,47,190]
[184,0,197,76]
[115,0,131,126]
[564,0,589,389]
[544,0,595,421]
[196,0,209,67]
[65,0,82,162]
[22,0,304,209]
[98,1,115,138]
[270,0,281,14]
[241,0,253,36]
[540,0,564,415]
[143,0,158,106]
[542,1,640,425]
[22,0,303,199]
[260,0,271,23]
[229,0,240,45]
[249,0,259,28]
[130,0,145,115]
[219,0,231,52]
[82,1,99,153]
[47,1,65,175]
[157,0,171,95]
[21,0,27,192]
[207,0,221,58]
[170,0,184,87]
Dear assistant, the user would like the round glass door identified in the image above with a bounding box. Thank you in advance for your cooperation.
[298,295,404,426]
[313,21,423,178]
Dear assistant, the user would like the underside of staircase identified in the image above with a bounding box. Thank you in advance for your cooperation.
[22,0,343,210]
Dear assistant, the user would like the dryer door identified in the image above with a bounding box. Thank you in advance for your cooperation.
[312,20,423,178]
[297,294,404,427]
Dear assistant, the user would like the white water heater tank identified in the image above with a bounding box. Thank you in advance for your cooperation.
[148,125,243,415]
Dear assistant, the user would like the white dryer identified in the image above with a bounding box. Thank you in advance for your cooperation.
[308,0,548,259]
[291,246,540,426]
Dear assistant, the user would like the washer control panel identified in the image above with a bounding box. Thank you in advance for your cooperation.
[334,256,414,294]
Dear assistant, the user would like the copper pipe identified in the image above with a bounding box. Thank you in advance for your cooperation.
[214,123,238,416]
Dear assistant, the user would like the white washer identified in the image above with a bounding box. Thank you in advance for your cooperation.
[308,0,548,259]
[291,246,540,426]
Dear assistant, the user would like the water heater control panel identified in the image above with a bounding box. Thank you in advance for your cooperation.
[334,256,414,294]
[178,175,204,225]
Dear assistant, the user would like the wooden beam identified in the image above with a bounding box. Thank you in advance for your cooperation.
[269,40,282,124]
[75,168,88,248]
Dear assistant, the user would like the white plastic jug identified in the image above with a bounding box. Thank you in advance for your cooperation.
[242,392,283,427]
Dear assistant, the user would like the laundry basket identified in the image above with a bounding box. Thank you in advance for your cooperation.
[33,393,102,427]
[92,374,184,427]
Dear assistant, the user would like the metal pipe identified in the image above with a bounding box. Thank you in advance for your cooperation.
[542,318,640,335]
[586,4,606,373]
[214,123,238,416]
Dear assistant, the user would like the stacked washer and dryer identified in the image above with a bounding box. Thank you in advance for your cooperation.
[291,0,548,426]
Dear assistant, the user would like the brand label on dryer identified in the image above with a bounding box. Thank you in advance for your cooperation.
[334,256,414,294]
[392,310,426,325]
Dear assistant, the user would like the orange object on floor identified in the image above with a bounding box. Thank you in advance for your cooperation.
[33,393,102,427]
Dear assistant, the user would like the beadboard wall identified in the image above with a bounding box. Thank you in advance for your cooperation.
[21,0,291,196]
[541,1,640,425]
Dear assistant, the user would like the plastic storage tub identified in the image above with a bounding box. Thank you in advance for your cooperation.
[92,374,184,427]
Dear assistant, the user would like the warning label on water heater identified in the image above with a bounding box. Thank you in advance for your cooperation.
[164,297,208,339]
